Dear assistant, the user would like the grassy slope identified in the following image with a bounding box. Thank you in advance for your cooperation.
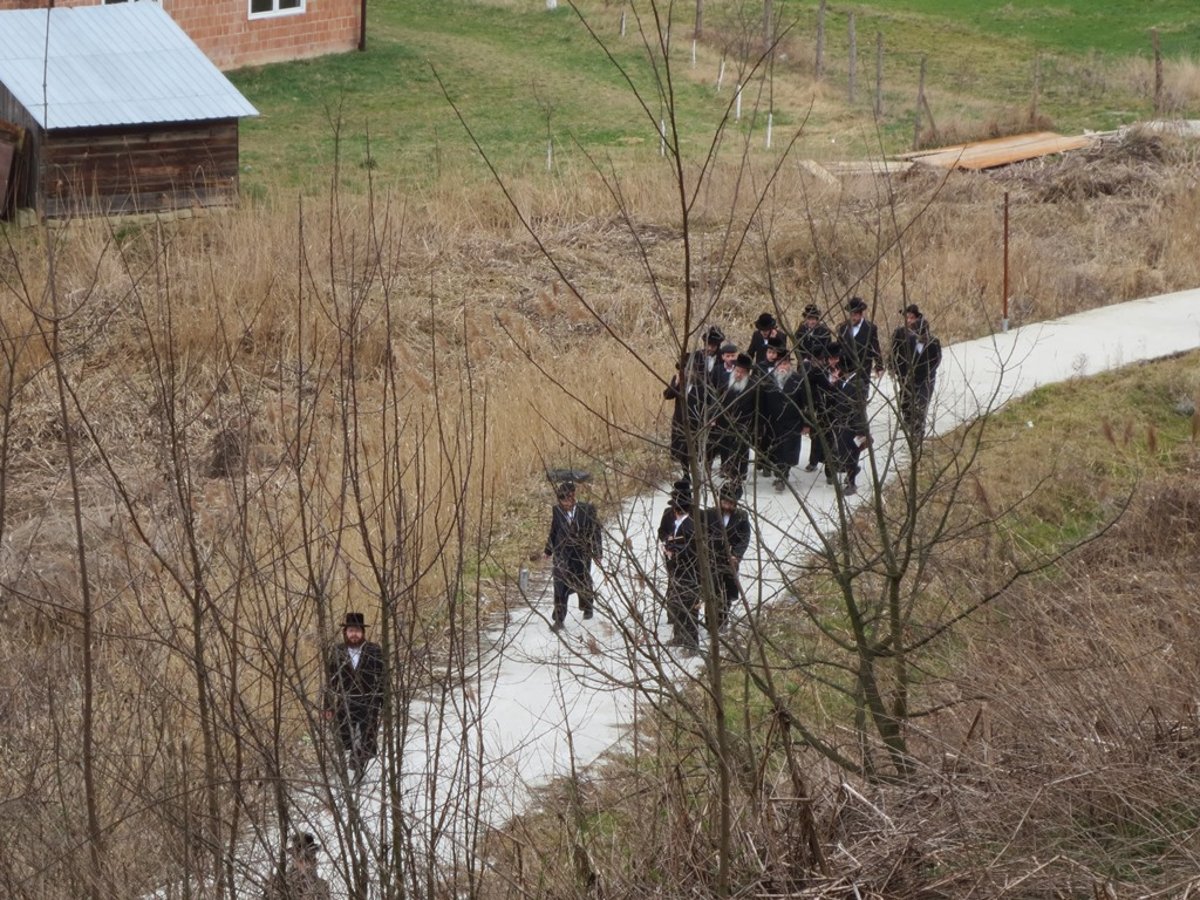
[228,0,1179,197]
[231,0,732,193]
[844,0,1200,56]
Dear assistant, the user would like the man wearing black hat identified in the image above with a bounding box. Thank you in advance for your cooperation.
[826,345,871,495]
[701,483,751,629]
[795,304,832,365]
[837,297,884,382]
[663,353,704,477]
[661,487,701,651]
[711,353,760,485]
[714,342,739,391]
[264,832,331,900]
[689,325,727,391]
[890,304,942,444]
[324,612,386,782]
[763,347,808,491]
[543,481,603,631]
[747,312,782,366]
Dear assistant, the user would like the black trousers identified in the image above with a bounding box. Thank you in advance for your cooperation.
[666,579,700,648]
[552,558,595,623]
[899,378,935,443]
[334,709,380,765]
[709,569,740,628]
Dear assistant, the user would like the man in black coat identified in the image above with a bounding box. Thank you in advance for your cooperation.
[663,353,704,476]
[689,326,726,393]
[795,303,832,364]
[826,349,872,496]
[711,353,760,486]
[701,483,751,629]
[837,297,884,382]
[747,312,782,366]
[802,344,836,476]
[543,480,603,630]
[324,612,386,781]
[763,348,808,490]
[889,304,942,444]
[661,488,701,651]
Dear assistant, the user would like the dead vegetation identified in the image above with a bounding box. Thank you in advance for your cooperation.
[1,105,1199,896]
[486,354,1200,899]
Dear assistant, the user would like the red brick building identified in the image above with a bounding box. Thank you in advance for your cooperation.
[0,0,363,70]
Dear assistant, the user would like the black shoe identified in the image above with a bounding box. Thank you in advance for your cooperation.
[550,620,564,632]
[825,473,837,485]
[582,610,594,620]
[665,634,683,647]
[844,482,858,496]
[773,477,786,492]
[804,463,818,472]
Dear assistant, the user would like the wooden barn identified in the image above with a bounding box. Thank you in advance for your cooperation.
[0,0,364,71]
[0,4,258,220]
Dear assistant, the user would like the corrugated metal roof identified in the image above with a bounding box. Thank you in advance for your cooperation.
[0,4,258,130]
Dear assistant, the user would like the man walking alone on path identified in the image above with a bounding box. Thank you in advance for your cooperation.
[543,480,603,631]
[324,612,386,783]
[890,304,942,444]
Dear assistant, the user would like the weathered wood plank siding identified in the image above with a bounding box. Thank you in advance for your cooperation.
[39,120,239,218]
[0,79,40,211]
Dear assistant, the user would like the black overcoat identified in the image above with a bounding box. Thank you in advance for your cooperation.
[837,319,883,377]
[765,369,808,467]
[544,501,603,575]
[325,641,386,724]
[890,327,942,387]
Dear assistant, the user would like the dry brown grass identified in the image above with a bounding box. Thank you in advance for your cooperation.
[2,118,1199,894]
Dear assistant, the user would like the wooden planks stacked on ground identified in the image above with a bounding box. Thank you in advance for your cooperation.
[799,159,915,185]
[899,131,1097,170]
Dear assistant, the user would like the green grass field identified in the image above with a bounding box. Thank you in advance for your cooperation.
[228,0,1189,197]
[837,0,1200,56]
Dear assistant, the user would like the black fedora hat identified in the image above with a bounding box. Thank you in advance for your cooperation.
[754,312,777,331]
[802,303,821,319]
[704,325,725,345]
[341,612,368,629]
[846,296,868,313]
[290,832,320,858]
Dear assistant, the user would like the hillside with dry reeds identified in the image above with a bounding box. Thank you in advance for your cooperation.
[4,0,1200,890]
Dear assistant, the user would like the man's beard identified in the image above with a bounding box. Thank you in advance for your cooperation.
[773,369,788,389]
[730,374,749,393]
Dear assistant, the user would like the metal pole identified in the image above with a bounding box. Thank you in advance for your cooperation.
[1002,191,1010,333]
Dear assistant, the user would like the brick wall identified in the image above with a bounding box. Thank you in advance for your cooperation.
[0,0,361,70]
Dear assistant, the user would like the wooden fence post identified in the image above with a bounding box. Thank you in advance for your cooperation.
[848,13,857,102]
[814,0,826,80]
[874,31,884,118]
[913,56,927,149]
[1152,28,1164,116]
[1029,54,1041,125]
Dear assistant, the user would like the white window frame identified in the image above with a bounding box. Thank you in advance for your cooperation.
[248,0,306,20]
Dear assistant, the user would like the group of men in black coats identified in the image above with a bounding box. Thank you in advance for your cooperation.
[540,297,941,643]
[666,297,933,497]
